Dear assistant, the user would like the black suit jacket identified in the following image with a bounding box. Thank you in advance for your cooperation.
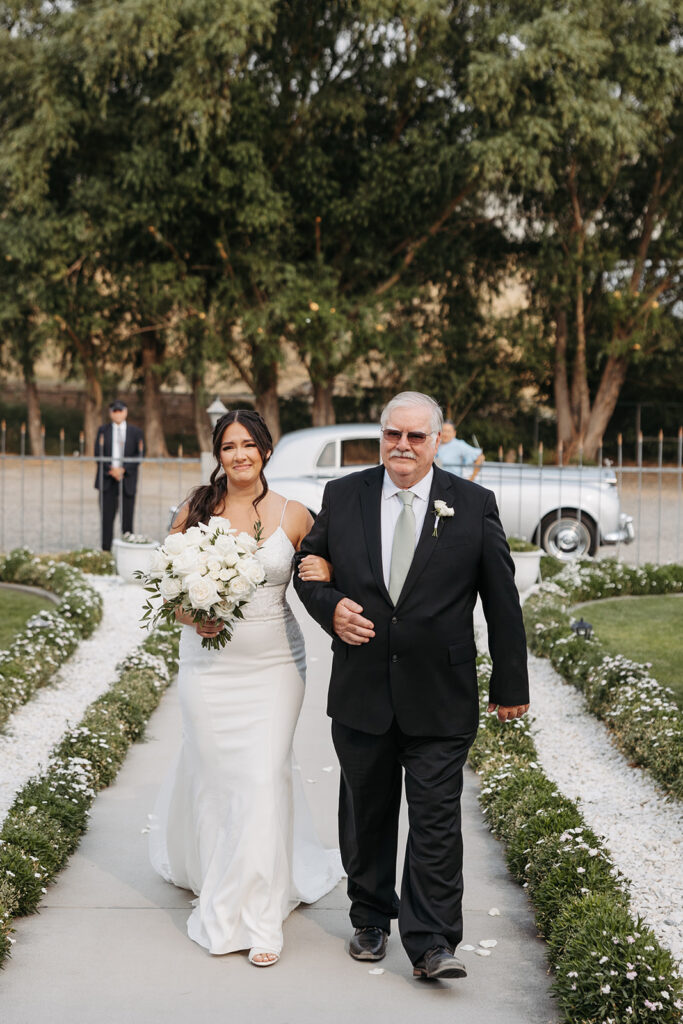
[93,423,145,498]
[293,464,529,737]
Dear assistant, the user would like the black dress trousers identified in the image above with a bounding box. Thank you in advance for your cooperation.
[99,482,135,551]
[331,718,476,964]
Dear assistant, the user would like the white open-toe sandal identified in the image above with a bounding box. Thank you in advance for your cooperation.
[248,948,280,967]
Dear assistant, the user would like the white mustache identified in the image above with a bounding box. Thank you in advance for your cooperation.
[389,449,417,461]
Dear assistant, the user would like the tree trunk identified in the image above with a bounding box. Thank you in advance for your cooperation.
[581,354,629,462]
[569,264,591,443]
[311,381,336,426]
[253,363,281,444]
[553,310,574,456]
[23,365,43,455]
[191,373,213,452]
[141,333,169,457]
[83,366,103,455]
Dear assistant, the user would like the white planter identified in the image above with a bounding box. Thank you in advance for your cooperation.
[511,549,542,592]
[112,539,159,584]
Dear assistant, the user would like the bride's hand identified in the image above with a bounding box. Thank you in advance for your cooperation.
[298,555,334,582]
[196,618,224,638]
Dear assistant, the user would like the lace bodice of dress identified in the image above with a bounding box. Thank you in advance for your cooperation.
[240,526,296,620]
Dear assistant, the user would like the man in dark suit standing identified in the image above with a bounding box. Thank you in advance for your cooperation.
[294,391,529,980]
[94,400,145,550]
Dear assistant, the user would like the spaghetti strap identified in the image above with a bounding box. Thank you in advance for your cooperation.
[279,499,289,527]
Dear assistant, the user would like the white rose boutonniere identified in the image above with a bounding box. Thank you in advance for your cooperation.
[432,499,455,537]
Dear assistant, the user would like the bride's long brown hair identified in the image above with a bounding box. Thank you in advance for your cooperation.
[182,410,273,530]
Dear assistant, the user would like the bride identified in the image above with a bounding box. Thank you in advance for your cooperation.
[149,409,342,966]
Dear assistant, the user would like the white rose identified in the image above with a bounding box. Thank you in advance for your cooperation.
[183,526,204,547]
[218,567,237,582]
[206,556,223,575]
[207,515,231,533]
[238,557,266,585]
[185,572,220,612]
[148,548,170,579]
[235,531,258,554]
[160,575,182,600]
[214,598,236,619]
[213,533,240,565]
[172,546,203,577]
[434,500,454,516]
[164,532,190,555]
[229,574,254,599]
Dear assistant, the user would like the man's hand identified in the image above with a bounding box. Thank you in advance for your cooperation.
[333,598,375,646]
[487,702,529,723]
[108,467,125,481]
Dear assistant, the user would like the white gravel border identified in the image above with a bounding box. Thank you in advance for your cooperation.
[474,596,683,968]
[0,577,148,823]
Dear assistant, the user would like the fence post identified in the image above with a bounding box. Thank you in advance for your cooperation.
[59,428,65,549]
[616,433,623,563]
[39,424,46,552]
[0,420,5,552]
[536,442,543,547]
[677,427,682,564]
[636,430,643,567]
[20,423,26,547]
[79,430,85,547]
[517,443,523,537]
[657,428,663,565]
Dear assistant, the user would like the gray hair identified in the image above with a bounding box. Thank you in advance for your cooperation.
[380,391,443,434]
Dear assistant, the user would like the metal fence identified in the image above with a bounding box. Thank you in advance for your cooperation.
[0,424,681,565]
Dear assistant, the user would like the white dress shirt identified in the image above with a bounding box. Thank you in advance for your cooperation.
[380,466,434,589]
[111,422,127,468]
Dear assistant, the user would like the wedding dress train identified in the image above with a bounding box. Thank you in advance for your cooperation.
[149,524,342,955]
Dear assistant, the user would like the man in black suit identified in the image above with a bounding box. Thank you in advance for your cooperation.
[94,400,145,550]
[294,391,529,980]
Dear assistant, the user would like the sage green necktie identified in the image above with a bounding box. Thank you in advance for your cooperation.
[389,490,416,603]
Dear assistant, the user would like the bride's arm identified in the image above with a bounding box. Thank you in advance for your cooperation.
[298,554,333,582]
[287,502,334,581]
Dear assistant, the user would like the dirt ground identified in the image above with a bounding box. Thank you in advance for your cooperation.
[0,457,680,565]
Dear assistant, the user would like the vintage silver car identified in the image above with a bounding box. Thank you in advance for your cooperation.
[265,424,635,559]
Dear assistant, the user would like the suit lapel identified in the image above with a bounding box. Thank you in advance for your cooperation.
[394,466,455,607]
[360,467,392,606]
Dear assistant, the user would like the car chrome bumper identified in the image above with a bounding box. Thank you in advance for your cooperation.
[602,514,635,546]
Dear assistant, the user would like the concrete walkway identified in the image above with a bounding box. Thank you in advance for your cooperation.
[1,594,558,1023]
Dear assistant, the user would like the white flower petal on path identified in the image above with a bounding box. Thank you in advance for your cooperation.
[473,595,683,965]
[0,577,147,823]
[475,948,492,957]
[368,968,385,975]
[488,908,501,917]
[459,945,476,951]
[479,939,498,948]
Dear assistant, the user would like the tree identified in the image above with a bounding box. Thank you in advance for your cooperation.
[468,0,683,460]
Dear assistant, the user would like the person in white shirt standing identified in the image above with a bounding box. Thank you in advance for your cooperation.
[94,399,145,550]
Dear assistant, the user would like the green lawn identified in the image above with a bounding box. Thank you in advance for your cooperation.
[574,595,683,706]
[0,589,55,650]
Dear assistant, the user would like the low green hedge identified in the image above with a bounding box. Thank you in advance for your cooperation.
[0,620,180,966]
[524,559,683,800]
[50,549,116,575]
[470,654,683,1023]
[0,549,106,730]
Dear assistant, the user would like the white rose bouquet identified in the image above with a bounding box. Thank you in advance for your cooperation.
[135,516,266,649]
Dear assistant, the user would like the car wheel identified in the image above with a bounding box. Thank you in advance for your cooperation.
[538,509,597,559]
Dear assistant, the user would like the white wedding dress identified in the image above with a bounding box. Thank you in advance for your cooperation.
[149,519,343,956]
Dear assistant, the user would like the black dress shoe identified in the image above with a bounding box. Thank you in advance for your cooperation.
[349,926,388,961]
[413,946,467,980]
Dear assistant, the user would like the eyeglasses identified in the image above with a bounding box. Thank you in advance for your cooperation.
[381,428,436,446]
